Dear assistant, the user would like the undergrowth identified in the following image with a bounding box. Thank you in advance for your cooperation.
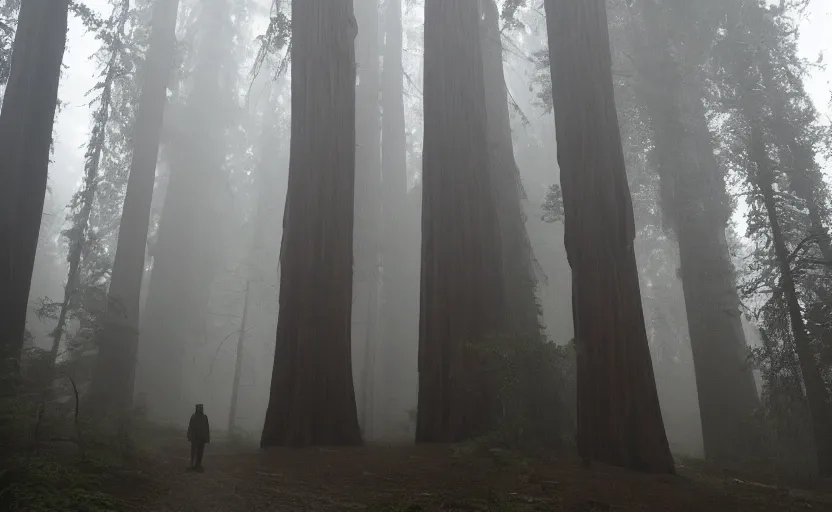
[468,336,576,455]
[0,375,152,511]
[0,454,124,512]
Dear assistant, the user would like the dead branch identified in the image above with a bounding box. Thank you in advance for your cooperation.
[69,375,85,459]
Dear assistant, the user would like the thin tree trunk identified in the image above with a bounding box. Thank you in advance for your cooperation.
[260,0,362,447]
[631,0,760,463]
[228,279,250,435]
[417,0,506,443]
[749,124,832,477]
[543,0,674,474]
[90,0,180,412]
[0,0,69,382]
[353,0,382,438]
[51,8,127,368]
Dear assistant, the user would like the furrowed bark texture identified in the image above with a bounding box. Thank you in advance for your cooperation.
[260,0,362,447]
[0,0,68,377]
[90,0,180,412]
[543,0,675,473]
[416,0,506,443]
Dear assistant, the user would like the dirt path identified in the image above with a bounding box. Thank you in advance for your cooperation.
[123,436,832,511]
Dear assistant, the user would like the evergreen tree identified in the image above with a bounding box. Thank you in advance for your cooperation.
[91,0,181,412]
[626,0,761,462]
[49,0,131,368]
[543,0,674,473]
[260,0,362,447]
[0,0,69,384]
[0,0,20,95]
[416,0,506,443]
[711,0,832,476]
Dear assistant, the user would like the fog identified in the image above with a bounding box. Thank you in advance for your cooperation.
[7,0,832,471]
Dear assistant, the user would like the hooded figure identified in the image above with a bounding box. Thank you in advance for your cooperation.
[187,404,210,471]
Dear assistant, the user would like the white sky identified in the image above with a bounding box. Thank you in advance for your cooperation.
[797,1,832,122]
[49,1,832,212]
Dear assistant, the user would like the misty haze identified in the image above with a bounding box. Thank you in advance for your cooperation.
[1,0,832,510]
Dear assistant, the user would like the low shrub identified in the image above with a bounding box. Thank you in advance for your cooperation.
[469,336,576,454]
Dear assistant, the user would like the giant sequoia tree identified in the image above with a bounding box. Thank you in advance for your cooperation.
[90,0,181,412]
[260,0,362,447]
[416,0,506,443]
[627,0,761,462]
[0,0,69,378]
[543,0,674,473]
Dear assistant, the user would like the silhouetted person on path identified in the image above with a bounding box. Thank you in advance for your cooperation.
[187,404,210,471]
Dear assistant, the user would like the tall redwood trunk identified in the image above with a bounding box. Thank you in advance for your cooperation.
[479,0,541,339]
[379,0,410,438]
[543,0,674,473]
[0,0,68,379]
[631,0,760,462]
[353,0,382,439]
[90,0,181,412]
[416,0,506,443]
[260,0,362,447]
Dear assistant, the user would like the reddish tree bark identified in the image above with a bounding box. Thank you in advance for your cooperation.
[416,0,506,443]
[0,0,68,381]
[260,0,362,447]
[543,0,674,473]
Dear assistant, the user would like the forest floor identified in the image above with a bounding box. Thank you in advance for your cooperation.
[110,432,832,512]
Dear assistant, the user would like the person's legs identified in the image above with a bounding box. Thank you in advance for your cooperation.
[190,442,197,468]
[196,442,205,469]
